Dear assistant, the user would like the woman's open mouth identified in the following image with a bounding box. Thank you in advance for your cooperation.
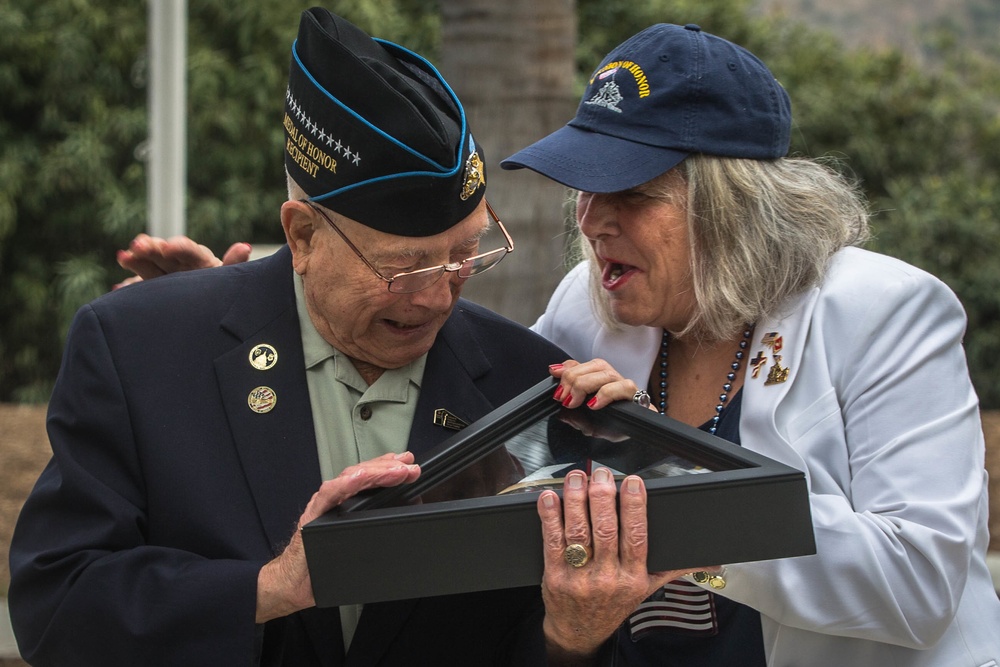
[602,260,638,290]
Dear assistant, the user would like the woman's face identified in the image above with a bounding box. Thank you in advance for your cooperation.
[576,173,696,332]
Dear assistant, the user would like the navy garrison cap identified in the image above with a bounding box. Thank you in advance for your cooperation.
[284,8,486,236]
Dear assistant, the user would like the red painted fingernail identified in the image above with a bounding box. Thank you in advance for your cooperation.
[562,394,573,407]
[586,397,598,408]
[549,363,564,371]
[553,386,563,401]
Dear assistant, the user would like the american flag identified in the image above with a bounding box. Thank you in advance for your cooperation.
[627,579,718,641]
[761,332,783,352]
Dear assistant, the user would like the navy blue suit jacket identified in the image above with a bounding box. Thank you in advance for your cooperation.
[10,246,564,666]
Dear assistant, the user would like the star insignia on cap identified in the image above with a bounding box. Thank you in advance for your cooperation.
[460,151,485,201]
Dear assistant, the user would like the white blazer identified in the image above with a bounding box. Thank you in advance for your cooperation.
[533,247,1000,667]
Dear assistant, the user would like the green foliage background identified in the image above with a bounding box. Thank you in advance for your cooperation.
[0,0,437,402]
[2,0,1000,406]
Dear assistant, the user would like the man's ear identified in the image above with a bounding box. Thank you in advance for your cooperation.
[281,200,318,274]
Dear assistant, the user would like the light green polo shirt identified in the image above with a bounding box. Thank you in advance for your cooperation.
[294,273,426,479]
[293,273,426,648]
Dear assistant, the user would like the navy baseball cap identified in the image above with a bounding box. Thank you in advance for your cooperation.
[284,8,486,236]
[501,24,791,193]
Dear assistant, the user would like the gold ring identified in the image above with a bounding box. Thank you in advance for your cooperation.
[564,543,591,568]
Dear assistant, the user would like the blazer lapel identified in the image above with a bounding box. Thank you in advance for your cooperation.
[741,284,819,465]
[214,247,323,554]
[407,302,497,457]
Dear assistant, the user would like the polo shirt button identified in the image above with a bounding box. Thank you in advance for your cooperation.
[359,405,372,421]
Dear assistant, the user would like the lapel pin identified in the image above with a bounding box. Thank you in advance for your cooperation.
[765,355,790,385]
[249,344,278,371]
[761,331,783,353]
[433,408,469,431]
[248,386,277,413]
[749,351,768,379]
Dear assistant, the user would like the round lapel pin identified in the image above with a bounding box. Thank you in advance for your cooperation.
[248,386,277,413]
[249,344,278,370]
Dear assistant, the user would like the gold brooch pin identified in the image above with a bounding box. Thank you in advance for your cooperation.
[249,344,278,371]
[765,355,790,385]
[248,386,277,413]
[433,408,469,431]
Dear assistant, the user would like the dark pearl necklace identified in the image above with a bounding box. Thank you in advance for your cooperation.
[656,326,753,435]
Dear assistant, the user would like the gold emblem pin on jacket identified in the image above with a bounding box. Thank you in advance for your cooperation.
[433,408,468,431]
[765,355,790,385]
[249,344,278,370]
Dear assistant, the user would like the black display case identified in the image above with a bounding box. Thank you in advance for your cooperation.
[302,378,815,606]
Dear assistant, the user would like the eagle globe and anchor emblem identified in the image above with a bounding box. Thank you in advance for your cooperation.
[460,149,486,201]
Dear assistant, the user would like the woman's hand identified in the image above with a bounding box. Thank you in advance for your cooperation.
[549,359,655,411]
[536,469,696,663]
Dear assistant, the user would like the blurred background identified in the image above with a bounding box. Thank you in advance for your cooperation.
[1,0,999,405]
[2,0,999,662]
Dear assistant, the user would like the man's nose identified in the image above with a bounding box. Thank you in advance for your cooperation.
[408,270,461,310]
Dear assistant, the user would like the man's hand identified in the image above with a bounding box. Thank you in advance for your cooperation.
[255,452,420,623]
[113,234,252,289]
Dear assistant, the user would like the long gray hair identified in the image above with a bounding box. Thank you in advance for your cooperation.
[584,154,870,340]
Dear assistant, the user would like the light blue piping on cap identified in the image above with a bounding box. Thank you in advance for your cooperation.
[289,37,472,204]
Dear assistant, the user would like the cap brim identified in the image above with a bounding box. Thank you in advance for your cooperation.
[500,124,688,193]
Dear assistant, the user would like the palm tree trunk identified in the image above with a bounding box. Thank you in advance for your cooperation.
[440,0,577,326]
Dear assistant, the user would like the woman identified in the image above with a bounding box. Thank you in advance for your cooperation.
[502,23,1000,667]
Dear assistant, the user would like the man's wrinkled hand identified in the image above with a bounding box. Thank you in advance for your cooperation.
[255,452,420,623]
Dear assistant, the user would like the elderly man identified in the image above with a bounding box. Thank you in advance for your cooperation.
[9,9,563,666]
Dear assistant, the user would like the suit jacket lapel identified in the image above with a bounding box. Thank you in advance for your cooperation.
[214,247,323,554]
[407,302,496,456]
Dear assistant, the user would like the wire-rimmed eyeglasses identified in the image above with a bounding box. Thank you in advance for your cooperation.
[301,199,513,294]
